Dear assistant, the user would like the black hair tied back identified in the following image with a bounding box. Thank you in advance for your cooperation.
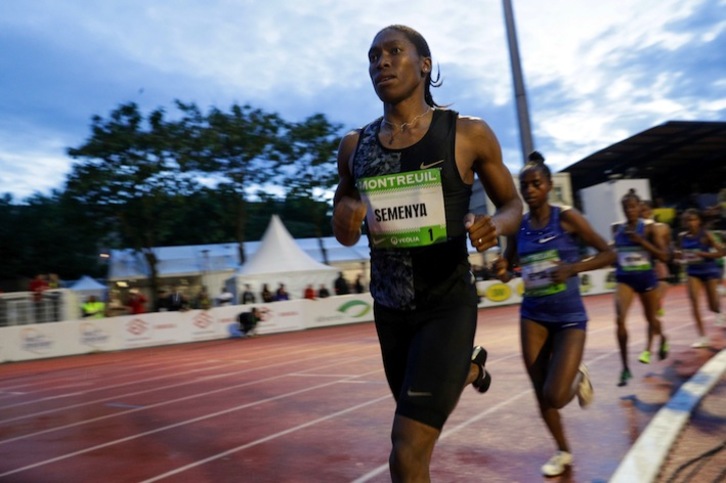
[527,150,545,164]
[523,150,551,180]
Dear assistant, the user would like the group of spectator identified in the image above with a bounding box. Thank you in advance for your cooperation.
[238,274,368,304]
[240,283,290,304]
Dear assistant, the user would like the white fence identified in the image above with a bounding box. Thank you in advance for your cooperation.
[0,289,80,326]
[0,269,618,364]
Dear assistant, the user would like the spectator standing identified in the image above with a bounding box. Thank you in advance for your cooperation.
[126,288,148,314]
[28,274,49,322]
[354,275,366,293]
[167,287,189,311]
[156,289,170,312]
[240,284,256,304]
[261,283,274,303]
[318,284,331,298]
[194,286,212,310]
[334,272,350,295]
[275,283,290,301]
[46,273,62,321]
[47,273,61,289]
[216,286,233,306]
[82,295,106,319]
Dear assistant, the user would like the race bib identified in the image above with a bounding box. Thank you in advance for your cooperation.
[617,247,652,271]
[683,248,704,264]
[358,168,447,249]
[521,249,565,297]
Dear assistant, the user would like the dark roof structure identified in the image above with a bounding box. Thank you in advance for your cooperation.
[560,120,726,201]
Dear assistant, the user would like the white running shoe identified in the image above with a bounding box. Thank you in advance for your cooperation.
[691,337,709,348]
[716,313,724,327]
[541,450,573,476]
[577,364,594,408]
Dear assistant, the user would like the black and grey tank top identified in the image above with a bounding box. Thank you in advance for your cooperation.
[353,108,472,310]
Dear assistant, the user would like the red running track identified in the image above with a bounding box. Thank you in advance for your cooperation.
[0,285,723,482]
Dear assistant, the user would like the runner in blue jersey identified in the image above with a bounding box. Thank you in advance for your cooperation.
[493,152,615,477]
[332,25,522,482]
[612,190,670,386]
[676,208,725,347]
[640,200,673,317]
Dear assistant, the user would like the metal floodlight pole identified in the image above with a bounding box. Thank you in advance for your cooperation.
[502,0,534,164]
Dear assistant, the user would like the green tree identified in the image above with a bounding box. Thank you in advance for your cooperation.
[278,113,342,263]
[173,102,286,264]
[0,191,102,284]
[65,102,197,307]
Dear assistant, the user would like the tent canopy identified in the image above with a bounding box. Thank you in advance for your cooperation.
[70,275,106,292]
[236,215,336,276]
[230,215,337,301]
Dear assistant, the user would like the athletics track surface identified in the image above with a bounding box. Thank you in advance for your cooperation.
[1,285,723,482]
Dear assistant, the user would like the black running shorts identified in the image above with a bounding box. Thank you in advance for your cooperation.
[374,284,478,430]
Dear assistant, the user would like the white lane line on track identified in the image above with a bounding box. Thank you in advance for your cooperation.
[352,318,701,483]
[0,370,386,478]
[0,334,371,409]
[140,394,393,483]
[352,387,535,483]
[0,345,375,422]
[0,357,219,393]
[0,355,375,445]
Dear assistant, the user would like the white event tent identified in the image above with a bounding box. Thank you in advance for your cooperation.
[226,215,338,301]
[69,275,107,300]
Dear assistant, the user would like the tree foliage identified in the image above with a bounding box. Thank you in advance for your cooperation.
[0,100,343,291]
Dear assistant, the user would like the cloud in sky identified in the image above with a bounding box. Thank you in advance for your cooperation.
[1,0,724,201]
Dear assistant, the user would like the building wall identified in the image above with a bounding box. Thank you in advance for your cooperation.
[579,179,652,242]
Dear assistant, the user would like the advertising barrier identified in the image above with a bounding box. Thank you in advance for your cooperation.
[476,268,616,308]
[1,269,614,363]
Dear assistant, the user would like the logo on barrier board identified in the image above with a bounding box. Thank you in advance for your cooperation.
[337,300,371,318]
[580,273,592,293]
[80,322,110,347]
[193,311,214,329]
[127,318,148,336]
[485,283,512,302]
[20,328,53,354]
[605,270,616,289]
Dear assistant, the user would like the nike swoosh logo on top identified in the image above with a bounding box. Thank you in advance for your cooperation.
[372,237,387,246]
[538,235,557,244]
[420,159,444,169]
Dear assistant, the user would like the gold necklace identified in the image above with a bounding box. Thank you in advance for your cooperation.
[381,107,432,144]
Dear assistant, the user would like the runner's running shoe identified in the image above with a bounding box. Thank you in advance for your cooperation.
[638,350,651,364]
[541,450,572,476]
[576,364,594,408]
[690,337,709,348]
[658,337,669,360]
[617,368,632,387]
[471,346,492,393]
